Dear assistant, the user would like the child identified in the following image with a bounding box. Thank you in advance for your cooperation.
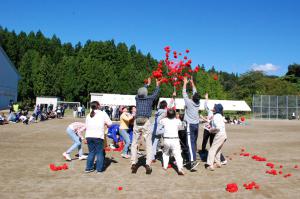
[151,100,168,162]
[62,122,88,161]
[160,109,184,175]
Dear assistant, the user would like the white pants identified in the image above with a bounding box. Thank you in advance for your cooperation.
[131,119,152,165]
[163,138,183,171]
[207,133,226,166]
[73,111,77,118]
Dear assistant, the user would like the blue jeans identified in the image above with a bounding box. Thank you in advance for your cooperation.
[119,129,130,155]
[66,127,83,157]
[186,123,199,162]
[86,138,104,172]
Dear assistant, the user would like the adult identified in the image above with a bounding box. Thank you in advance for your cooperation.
[73,105,77,118]
[34,104,40,121]
[56,105,62,118]
[109,106,113,119]
[13,103,19,113]
[200,93,226,164]
[81,105,86,117]
[182,77,200,171]
[206,104,227,171]
[61,104,65,118]
[0,113,9,125]
[77,105,82,118]
[62,122,88,161]
[131,78,160,174]
[8,100,14,113]
[85,101,112,173]
[119,107,134,158]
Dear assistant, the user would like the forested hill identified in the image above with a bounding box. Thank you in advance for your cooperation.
[0,26,299,105]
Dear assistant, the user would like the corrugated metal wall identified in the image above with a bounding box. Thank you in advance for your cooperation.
[0,47,19,110]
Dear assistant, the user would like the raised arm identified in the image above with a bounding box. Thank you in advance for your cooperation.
[190,77,197,94]
[204,93,209,112]
[149,79,161,99]
[182,77,189,99]
[144,77,151,88]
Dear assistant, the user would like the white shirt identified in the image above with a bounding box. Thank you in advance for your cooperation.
[160,118,182,138]
[211,113,227,137]
[19,115,27,122]
[85,110,112,139]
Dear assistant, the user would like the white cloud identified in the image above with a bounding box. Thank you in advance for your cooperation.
[251,63,279,72]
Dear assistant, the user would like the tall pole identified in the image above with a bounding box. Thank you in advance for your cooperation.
[286,96,289,119]
[276,96,278,120]
[261,95,263,120]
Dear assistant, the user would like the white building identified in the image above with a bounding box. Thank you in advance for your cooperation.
[36,96,59,109]
[0,47,20,110]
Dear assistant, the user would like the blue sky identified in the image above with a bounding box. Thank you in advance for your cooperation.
[1,0,300,76]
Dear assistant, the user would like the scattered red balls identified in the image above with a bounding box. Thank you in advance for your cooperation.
[49,163,68,171]
[243,181,260,190]
[226,183,238,193]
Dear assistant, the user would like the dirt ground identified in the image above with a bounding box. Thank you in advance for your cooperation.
[0,116,299,199]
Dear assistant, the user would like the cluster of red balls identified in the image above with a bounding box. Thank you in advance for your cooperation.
[146,46,218,90]
[49,163,68,171]
[226,183,238,193]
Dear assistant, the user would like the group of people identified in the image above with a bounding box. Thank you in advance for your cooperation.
[73,105,86,118]
[62,77,227,175]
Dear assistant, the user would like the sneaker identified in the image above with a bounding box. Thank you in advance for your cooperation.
[221,160,228,165]
[85,169,95,173]
[178,169,185,175]
[79,155,88,160]
[121,154,130,159]
[131,164,138,174]
[190,161,200,171]
[62,152,71,161]
[145,165,152,175]
[206,165,214,171]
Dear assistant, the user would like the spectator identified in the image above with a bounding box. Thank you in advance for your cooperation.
[77,105,82,118]
[82,105,86,117]
[0,113,9,125]
[73,105,77,118]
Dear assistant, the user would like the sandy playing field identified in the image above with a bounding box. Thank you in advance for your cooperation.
[0,116,299,199]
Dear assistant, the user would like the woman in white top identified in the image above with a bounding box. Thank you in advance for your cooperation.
[206,104,227,171]
[160,109,184,175]
[85,101,112,173]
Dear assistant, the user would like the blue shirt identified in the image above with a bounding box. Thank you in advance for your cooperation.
[136,86,160,118]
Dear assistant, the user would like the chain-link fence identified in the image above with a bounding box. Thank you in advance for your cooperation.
[252,95,300,119]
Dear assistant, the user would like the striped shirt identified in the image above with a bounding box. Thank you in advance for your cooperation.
[68,122,86,139]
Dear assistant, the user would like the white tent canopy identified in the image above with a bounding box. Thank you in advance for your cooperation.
[159,98,251,111]
[36,97,58,108]
[90,93,251,111]
[90,93,136,106]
